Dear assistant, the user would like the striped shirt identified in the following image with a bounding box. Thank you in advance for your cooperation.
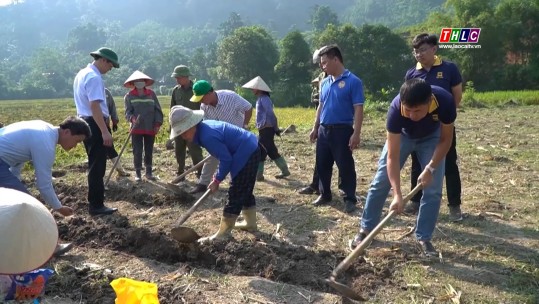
[200,90,252,127]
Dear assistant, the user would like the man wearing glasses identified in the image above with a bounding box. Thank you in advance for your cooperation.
[404,33,463,222]
[73,47,120,216]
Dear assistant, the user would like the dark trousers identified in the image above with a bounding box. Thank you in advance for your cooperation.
[224,147,261,215]
[411,127,461,206]
[258,128,281,161]
[82,117,107,209]
[316,124,356,201]
[174,136,203,174]
[132,134,155,172]
[309,163,344,190]
[106,145,119,160]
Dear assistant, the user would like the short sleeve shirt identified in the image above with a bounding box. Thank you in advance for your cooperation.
[405,56,462,93]
[319,70,364,125]
[386,85,456,139]
[73,64,109,117]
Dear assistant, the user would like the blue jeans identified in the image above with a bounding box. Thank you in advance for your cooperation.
[360,130,445,241]
[0,158,30,194]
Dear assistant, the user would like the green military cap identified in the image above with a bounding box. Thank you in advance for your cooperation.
[90,47,119,68]
[171,65,192,78]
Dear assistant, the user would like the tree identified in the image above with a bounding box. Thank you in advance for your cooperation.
[314,24,409,99]
[274,31,312,106]
[142,49,189,88]
[419,0,504,91]
[216,26,278,86]
[18,47,74,98]
[494,0,539,89]
[0,74,9,99]
[309,5,339,32]
[190,47,212,83]
[66,23,107,53]
[219,12,245,37]
[343,0,445,29]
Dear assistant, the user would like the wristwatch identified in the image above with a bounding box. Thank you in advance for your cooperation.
[426,164,436,174]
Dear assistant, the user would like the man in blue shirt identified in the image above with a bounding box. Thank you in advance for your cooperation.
[309,44,365,213]
[353,79,456,256]
[405,33,463,222]
[169,105,260,243]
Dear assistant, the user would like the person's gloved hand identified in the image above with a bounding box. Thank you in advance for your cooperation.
[112,123,118,132]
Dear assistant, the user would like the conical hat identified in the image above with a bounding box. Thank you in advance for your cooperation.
[124,70,155,89]
[242,76,271,92]
[0,188,58,274]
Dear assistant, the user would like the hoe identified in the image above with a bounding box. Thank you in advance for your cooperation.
[326,184,422,300]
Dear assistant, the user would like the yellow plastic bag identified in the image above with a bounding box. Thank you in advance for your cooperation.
[110,278,159,304]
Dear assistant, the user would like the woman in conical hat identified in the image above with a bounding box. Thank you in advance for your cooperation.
[123,71,164,181]
[0,188,58,274]
[242,76,290,181]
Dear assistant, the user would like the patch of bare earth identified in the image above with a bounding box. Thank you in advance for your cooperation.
[30,106,539,303]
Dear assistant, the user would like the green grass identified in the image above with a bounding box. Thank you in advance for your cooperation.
[474,90,539,106]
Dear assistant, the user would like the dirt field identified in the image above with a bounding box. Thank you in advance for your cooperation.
[4,103,539,303]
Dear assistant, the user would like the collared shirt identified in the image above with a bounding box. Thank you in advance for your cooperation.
[73,64,109,118]
[200,90,252,128]
[386,85,456,139]
[0,120,62,209]
[193,120,258,181]
[255,94,278,129]
[170,81,200,110]
[405,56,462,93]
[319,69,364,125]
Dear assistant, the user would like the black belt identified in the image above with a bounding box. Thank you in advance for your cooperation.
[320,123,352,129]
[79,115,109,121]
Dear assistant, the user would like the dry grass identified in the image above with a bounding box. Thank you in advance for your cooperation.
[0,99,538,303]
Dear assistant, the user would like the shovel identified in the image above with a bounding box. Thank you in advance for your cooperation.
[326,184,423,301]
[170,188,212,243]
[165,155,212,194]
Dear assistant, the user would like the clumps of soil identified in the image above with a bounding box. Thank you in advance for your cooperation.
[56,209,408,302]
[55,180,194,210]
[347,249,409,298]
[58,215,198,264]
[200,240,334,290]
[51,186,407,303]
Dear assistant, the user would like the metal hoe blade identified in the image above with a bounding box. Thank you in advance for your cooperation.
[169,189,212,244]
[171,226,200,243]
[326,277,366,301]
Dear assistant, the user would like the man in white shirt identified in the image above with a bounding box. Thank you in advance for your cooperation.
[0,116,91,256]
[73,47,119,215]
